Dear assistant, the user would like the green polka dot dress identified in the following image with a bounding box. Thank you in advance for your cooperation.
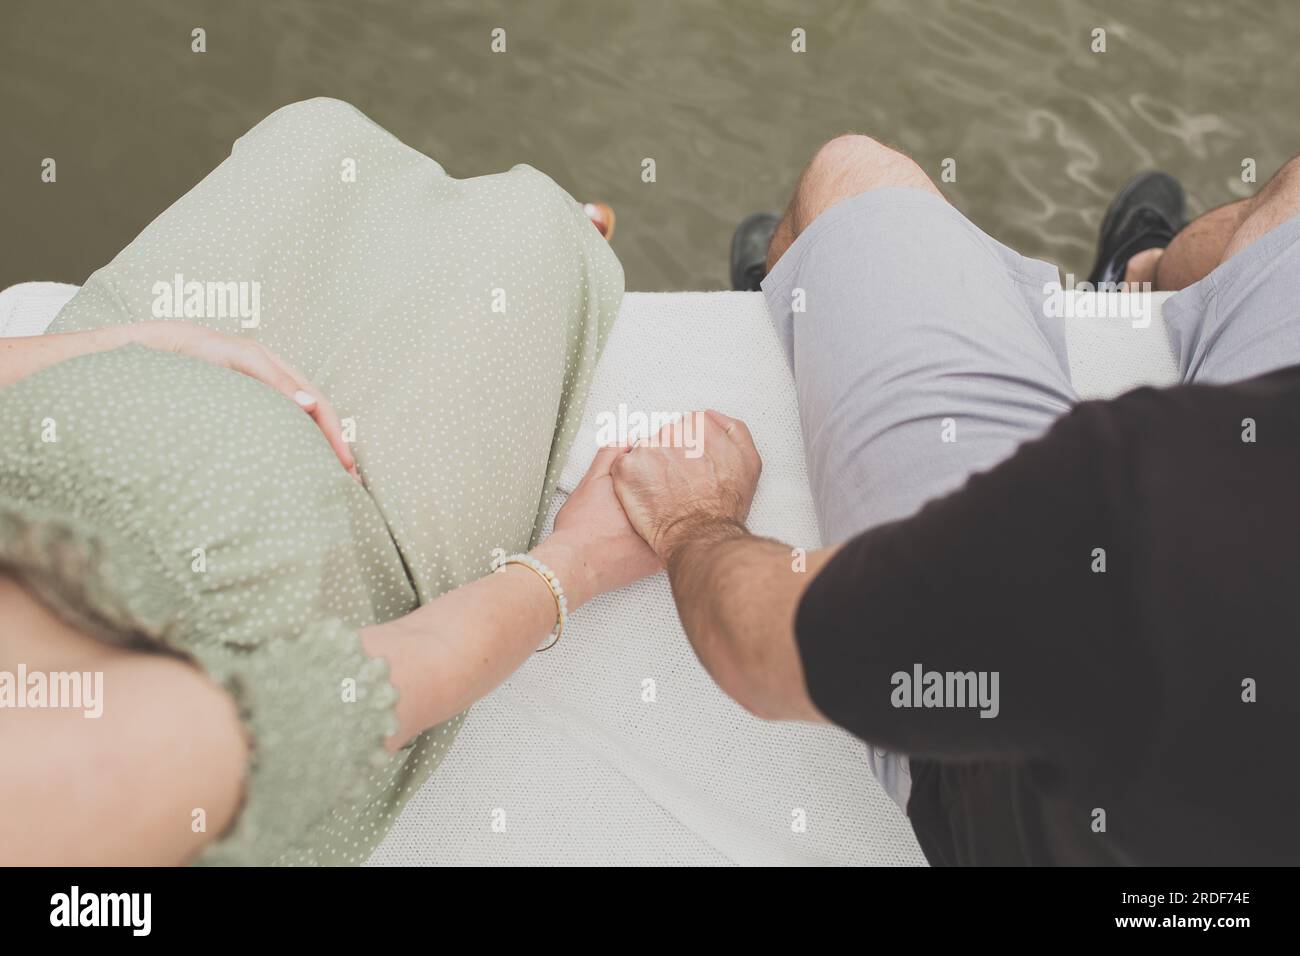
[0,99,623,864]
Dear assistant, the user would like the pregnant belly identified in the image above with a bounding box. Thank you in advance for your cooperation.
[0,344,416,648]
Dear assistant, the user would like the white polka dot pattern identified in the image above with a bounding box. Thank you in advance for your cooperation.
[7,98,624,864]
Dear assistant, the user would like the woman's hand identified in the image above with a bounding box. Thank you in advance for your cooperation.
[366,442,660,747]
[540,443,663,607]
[3,321,355,475]
[131,322,357,476]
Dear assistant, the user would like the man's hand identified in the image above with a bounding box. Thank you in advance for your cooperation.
[610,409,824,722]
[610,409,762,563]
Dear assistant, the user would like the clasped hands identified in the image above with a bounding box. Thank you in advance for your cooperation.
[547,409,763,606]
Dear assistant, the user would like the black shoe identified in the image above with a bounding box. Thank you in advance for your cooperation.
[730,211,780,291]
[1087,171,1186,287]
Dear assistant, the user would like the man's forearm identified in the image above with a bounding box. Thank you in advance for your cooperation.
[665,518,832,721]
[607,406,829,720]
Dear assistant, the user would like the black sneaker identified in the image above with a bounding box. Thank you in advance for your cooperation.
[730,211,780,291]
[1087,171,1187,287]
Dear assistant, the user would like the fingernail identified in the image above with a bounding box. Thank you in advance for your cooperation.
[293,390,316,408]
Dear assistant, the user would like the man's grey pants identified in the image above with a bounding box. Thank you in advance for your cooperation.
[762,186,1300,811]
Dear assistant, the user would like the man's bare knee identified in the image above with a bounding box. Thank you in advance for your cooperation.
[1222,154,1300,262]
[792,134,941,232]
[765,134,943,273]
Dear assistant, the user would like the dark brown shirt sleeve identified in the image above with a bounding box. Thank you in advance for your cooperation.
[795,400,1158,775]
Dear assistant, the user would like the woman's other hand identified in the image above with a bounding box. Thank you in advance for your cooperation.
[132,322,357,476]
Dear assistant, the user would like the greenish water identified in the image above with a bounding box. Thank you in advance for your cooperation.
[2,0,1298,291]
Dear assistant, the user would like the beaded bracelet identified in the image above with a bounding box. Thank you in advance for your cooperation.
[491,552,567,652]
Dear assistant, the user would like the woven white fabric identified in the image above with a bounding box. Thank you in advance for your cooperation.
[1061,292,1179,398]
[0,282,80,337]
[0,282,1179,865]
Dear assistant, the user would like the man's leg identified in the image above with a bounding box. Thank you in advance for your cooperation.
[1124,157,1300,294]
[1152,156,1300,383]
[761,135,1076,810]
[763,134,1075,540]
[1132,200,1248,291]
[766,135,944,272]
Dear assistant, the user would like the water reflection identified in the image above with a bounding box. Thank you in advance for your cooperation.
[2,0,1297,290]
